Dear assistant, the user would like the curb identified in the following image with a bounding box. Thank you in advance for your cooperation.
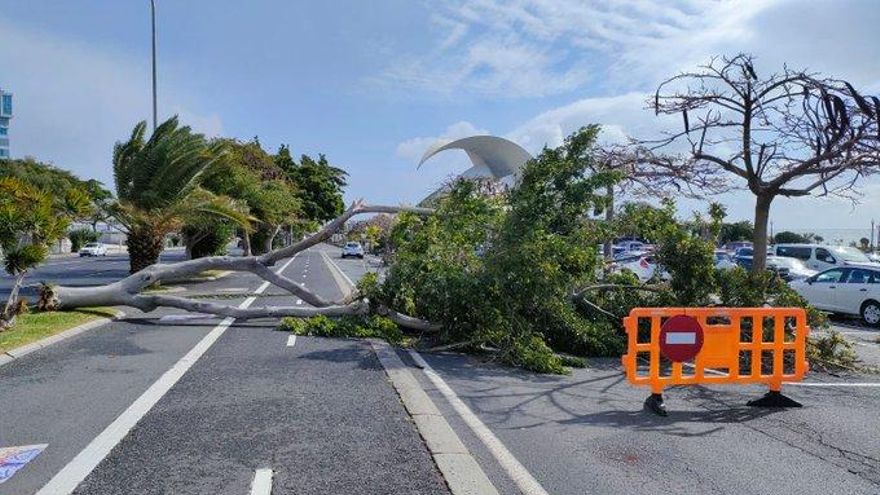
[0,309,125,367]
[320,250,355,297]
[369,339,499,495]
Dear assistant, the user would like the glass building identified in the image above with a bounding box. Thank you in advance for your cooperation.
[0,88,12,159]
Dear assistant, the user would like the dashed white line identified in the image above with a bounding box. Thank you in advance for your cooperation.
[37,254,298,495]
[250,468,273,495]
[408,351,550,495]
[286,335,297,347]
[296,299,303,305]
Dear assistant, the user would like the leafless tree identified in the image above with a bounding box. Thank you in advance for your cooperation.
[592,143,727,258]
[648,54,880,271]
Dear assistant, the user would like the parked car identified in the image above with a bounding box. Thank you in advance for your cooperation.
[611,252,670,282]
[790,266,880,325]
[615,240,646,253]
[724,241,753,253]
[765,256,816,282]
[733,247,754,268]
[341,241,365,259]
[79,242,108,257]
[714,250,737,270]
[771,244,878,272]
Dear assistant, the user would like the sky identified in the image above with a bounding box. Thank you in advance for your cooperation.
[1,0,879,234]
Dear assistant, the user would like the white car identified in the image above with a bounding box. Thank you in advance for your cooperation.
[790,266,880,325]
[714,250,737,270]
[771,244,878,272]
[341,241,364,259]
[611,252,669,282]
[79,242,108,257]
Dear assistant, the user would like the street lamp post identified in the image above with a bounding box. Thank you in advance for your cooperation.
[150,0,158,131]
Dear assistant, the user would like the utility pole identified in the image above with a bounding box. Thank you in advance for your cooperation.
[150,0,158,131]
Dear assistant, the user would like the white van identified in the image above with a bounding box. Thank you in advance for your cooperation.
[771,244,878,272]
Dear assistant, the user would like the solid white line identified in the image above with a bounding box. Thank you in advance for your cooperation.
[37,254,298,495]
[321,250,356,289]
[408,351,550,495]
[250,468,273,495]
[785,382,880,387]
[287,335,297,347]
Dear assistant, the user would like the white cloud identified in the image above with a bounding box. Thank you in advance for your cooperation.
[0,18,222,190]
[378,0,880,98]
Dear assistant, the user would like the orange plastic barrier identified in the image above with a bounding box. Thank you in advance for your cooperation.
[621,307,809,414]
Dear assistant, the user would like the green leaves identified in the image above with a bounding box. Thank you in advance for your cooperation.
[381,126,620,373]
[3,244,47,275]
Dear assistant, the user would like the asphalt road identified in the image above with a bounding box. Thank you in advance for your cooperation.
[0,245,447,494]
[407,351,880,495]
[5,244,879,494]
[825,318,880,368]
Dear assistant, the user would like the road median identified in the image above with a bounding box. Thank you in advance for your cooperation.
[0,308,123,366]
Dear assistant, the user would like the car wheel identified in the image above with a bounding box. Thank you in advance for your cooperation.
[860,300,880,326]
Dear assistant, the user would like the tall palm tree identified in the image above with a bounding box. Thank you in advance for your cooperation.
[112,117,251,273]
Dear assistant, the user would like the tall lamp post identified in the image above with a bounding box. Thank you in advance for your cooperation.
[150,0,158,131]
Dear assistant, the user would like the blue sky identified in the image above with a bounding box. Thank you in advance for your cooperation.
[2,0,880,233]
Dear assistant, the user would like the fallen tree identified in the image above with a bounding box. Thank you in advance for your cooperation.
[38,201,439,331]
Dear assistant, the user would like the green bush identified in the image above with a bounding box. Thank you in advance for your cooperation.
[807,330,858,371]
[182,223,235,258]
[376,126,618,373]
[279,314,404,345]
[68,228,99,253]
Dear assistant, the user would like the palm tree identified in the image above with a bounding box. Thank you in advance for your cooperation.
[112,117,251,273]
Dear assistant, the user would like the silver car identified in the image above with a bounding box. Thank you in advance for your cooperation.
[341,241,364,259]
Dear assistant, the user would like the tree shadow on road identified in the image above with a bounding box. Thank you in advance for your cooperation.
[558,403,781,438]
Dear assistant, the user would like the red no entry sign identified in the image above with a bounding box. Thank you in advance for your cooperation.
[659,315,704,362]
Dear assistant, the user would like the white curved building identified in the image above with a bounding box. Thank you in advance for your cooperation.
[418,135,532,203]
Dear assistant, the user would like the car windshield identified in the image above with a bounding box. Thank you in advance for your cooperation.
[831,246,870,263]
[736,248,753,256]
[345,242,360,248]
[85,243,99,248]
[714,252,730,261]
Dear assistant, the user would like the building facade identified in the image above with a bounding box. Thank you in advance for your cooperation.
[0,88,12,159]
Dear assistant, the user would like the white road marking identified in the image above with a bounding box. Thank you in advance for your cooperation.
[785,382,880,387]
[287,335,297,347]
[37,255,299,495]
[158,313,212,322]
[321,250,356,291]
[296,299,302,305]
[250,468,273,495]
[408,351,550,495]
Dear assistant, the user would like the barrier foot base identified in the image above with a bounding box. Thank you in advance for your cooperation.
[644,393,668,416]
[747,390,802,408]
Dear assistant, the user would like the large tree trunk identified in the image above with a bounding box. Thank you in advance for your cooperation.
[41,202,441,332]
[241,229,252,256]
[603,184,614,261]
[752,193,774,272]
[0,272,27,331]
[264,225,281,253]
[127,226,165,274]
